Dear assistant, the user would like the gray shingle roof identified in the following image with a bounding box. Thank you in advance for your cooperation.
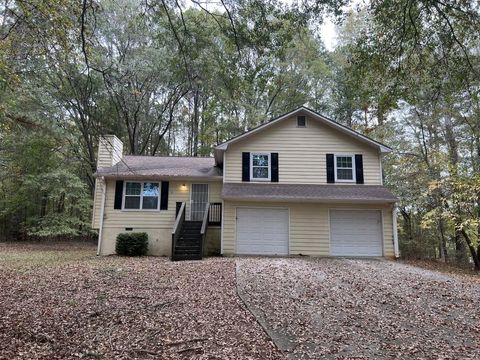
[222,183,397,203]
[95,156,222,179]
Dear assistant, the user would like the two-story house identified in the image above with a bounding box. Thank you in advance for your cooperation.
[92,106,398,260]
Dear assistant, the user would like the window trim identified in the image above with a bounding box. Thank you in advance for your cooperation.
[122,181,161,211]
[250,153,271,182]
[334,154,356,183]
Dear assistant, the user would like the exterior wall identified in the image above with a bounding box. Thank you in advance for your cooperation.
[223,114,382,185]
[98,179,222,256]
[204,227,221,256]
[92,135,123,229]
[97,135,123,168]
[222,201,395,257]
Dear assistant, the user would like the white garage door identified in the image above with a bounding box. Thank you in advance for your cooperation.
[330,210,383,256]
[236,208,289,255]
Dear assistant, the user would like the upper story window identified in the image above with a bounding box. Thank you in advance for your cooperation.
[251,153,271,181]
[335,155,355,182]
[297,115,306,127]
[123,182,160,210]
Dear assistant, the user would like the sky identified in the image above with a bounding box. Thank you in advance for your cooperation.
[319,17,337,51]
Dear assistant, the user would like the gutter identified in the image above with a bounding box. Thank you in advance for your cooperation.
[221,196,397,204]
[96,177,107,256]
[392,206,400,258]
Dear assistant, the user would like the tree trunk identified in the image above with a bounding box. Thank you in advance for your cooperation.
[438,217,447,261]
[193,90,199,157]
[460,228,480,271]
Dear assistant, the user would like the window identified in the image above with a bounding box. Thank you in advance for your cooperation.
[335,155,355,182]
[251,153,270,181]
[297,115,306,127]
[123,182,160,210]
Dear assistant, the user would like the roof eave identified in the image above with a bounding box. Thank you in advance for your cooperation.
[214,106,393,153]
[221,195,397,204]
[95,174,223,181]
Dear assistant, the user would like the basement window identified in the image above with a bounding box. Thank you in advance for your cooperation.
[123,182,160,210]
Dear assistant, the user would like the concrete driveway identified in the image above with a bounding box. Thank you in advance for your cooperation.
[236,257,480,359]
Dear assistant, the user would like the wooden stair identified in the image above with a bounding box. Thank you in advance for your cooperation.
[172,221,203,261]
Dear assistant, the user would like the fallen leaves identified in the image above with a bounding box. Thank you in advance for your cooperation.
[236,257,480,359]
[0,243,281,359]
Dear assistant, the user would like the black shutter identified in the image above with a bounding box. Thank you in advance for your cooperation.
[271,153,279,182]
[176,202,182,217]
[242,152,250,182]
[326,154,335,183]
[114,180,123,209]
[355,154,364,184]
[160,181,169,210]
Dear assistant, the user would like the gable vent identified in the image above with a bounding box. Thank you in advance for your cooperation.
[297,115,306,127]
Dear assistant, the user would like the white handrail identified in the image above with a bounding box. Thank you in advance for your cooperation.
[172,202,186,235]
[200,203,210,235]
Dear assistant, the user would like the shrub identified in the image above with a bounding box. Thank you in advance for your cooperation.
[115,232,148,256]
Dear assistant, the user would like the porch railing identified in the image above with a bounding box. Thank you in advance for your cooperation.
[200,203,210,258]
[208,202,222,226]
[171,202,186,260]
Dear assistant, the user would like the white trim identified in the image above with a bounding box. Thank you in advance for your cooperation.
[220,199,225,255]
[234,206,290,256]
[328,208,384,257]
[222,151,226,183]
[122,181,161,211]
[379,153,384,185]
[334,154,356,183]
[250,153,271,182]
[96,177,107,256]
[215,106,391,153]
[393,206,399,258]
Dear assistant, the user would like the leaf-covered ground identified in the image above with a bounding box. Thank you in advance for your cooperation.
[236,257,480,359]
[0,243,279,359]
[2,243,479,359]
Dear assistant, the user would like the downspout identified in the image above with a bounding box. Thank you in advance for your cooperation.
[97,177,107,256]
[392,205,399,258]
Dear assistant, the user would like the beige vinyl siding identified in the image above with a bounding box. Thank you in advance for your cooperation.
[222,201,395,257]
[224,115,382,185]
[99,179,222,255]
[92,136,123,228]
[97,135,123,168]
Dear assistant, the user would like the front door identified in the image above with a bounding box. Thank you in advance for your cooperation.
[190,184,209,221]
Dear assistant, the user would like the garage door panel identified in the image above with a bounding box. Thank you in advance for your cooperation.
[330,210,383,257]
[236,208,289,255]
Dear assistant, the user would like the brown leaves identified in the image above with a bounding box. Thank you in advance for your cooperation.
[0,243,281,359]
[237,257,480,359]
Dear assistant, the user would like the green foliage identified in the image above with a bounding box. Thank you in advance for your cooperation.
[115,233,149,256]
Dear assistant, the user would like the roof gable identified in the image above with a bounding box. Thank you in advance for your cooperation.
[214,106,391,164]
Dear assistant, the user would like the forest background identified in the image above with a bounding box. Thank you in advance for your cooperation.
[1,0,479,268]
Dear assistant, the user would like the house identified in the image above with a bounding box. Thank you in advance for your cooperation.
[92,106,399,260]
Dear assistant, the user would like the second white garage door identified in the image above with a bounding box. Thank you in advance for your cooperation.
[236,208,289,255]
[330,209,383,256]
